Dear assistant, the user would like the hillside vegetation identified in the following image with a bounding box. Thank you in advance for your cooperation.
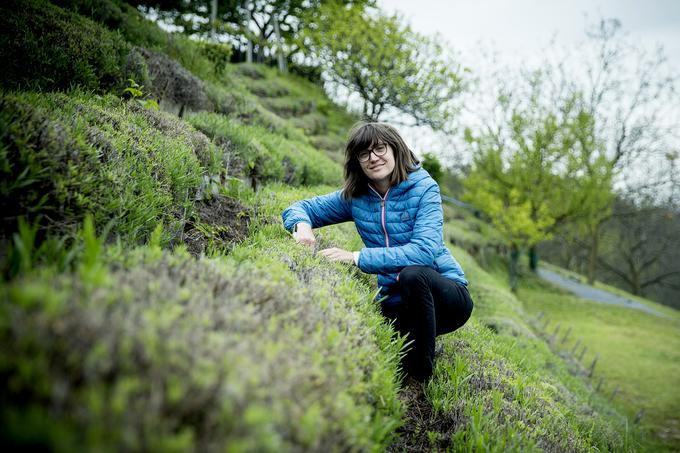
[1,1,674,451]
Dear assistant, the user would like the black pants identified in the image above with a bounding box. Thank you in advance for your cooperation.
[381,266,473,382]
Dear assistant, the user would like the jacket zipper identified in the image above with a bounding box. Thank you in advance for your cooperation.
[369,185,390,247]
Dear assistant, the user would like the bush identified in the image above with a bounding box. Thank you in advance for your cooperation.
[0,235,403,451]
[0,91,219,251]
[54,0,167,50]
[186,112,342,187]
[127,47,212,114]
[288,61,324,85]
[54,0,221,85]
[0,0,130,92]
[199,41,233,76]
[421,152,444,183]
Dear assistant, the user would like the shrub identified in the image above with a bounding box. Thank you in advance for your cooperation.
[288,61,324,85]
[186,112,342,187]
[421,152,444,183]
[0,91,218,251]
[54,0,167,50]
[0,0,130,92]
[0,237,403,451]
[0,95,100,237]
[127,47,212,114]
[51,0,126,29]
[232,63,267,80]
[291,113,329,135]
[261,97,316,117]
[199,41,233,76]
[54,0,220,85]
[204,81,259,117]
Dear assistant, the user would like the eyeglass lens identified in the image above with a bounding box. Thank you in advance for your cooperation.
[359,144,386,162]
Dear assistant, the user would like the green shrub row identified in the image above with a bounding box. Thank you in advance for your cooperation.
[186,112,343,187]
[0,0,234,100]
[54,0,232,86]
[0,91,221,254]
[0,184,404,451]
[0,0,131,92]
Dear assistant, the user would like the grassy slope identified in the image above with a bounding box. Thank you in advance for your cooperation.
[516,269,680,451]
[447,204,680,452]
[0,1,666,451]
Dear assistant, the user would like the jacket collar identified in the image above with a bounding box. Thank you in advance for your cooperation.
[388,166,427,196]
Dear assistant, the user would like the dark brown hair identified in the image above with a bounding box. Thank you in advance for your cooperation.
[342,122,419,199]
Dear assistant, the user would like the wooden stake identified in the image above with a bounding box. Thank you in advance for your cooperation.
[578,346,588,362]
[609,386,619,402]
[588,353,599,378]
[561,326,572,345]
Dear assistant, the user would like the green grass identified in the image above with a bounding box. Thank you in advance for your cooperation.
[1,184,404,451]
[516,271,680,451]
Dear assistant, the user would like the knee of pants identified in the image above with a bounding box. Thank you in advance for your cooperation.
[398,265,430,288]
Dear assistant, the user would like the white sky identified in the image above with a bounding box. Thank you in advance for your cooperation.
[378,0,680,70]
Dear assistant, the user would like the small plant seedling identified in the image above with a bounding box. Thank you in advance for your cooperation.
[123,78,160,111]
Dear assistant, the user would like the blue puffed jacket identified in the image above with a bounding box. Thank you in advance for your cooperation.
[281,167,467,305]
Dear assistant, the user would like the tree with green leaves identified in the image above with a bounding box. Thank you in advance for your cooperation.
[463,72,614,290]
[301,3,464,130]
[421,152,443,184]
[130,0,374,70]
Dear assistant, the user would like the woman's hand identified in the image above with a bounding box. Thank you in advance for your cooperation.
[318,247,354,264]
[293,222,316,247]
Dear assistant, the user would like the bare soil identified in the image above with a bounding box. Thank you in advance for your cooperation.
[183,196,250,257]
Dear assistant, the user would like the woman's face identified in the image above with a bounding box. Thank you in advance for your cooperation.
[359,142,395,184]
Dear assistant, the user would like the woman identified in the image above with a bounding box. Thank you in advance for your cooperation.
[282,122,473,382]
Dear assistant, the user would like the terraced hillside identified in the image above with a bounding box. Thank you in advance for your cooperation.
[1,0,671,451]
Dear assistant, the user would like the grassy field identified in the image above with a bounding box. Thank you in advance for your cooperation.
[515,267,680,451]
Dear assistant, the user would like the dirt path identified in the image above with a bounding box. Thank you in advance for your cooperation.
[537,268,666,317]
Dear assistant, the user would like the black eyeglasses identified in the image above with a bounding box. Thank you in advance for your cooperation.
[357,143,388,163]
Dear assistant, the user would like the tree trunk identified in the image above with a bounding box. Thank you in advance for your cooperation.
[509,245,520,292]
[210,0,217,41]
[272,15,287,73]
[528,246,538,272]
[587,223,600,284]
[630,264,642,295]
[246,9,253,63]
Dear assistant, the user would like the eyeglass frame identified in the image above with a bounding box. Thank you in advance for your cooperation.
[357,143,388,163]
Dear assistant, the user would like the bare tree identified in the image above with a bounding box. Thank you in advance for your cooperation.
[555,18,679,283]
[597,199,680,305]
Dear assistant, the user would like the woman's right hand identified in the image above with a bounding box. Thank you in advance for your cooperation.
[293,223,316,247]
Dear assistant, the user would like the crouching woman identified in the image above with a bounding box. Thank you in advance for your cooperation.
[281,122,473,382]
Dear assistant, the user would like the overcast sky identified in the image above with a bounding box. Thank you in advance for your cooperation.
[378,0,680,69]
[369,1,680,185]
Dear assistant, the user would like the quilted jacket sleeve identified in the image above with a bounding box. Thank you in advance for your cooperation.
[281,190,353,233]
[358,184,442,274]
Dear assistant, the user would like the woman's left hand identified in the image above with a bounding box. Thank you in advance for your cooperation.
[318,247,354,264]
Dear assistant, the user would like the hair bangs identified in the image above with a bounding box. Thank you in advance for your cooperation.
[346,123,388,158]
